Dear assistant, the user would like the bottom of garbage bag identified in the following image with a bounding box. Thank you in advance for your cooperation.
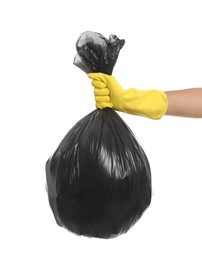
[46,108,151,238]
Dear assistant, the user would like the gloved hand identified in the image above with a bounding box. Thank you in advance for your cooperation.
[88,73,168,119]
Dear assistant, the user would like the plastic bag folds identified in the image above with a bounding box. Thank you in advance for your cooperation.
[46,31,152,238]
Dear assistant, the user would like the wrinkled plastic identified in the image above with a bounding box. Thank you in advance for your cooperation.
[73,31,125,74]
[46,31,152,238]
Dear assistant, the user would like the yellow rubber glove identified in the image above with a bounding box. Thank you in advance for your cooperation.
[88,72,168,119]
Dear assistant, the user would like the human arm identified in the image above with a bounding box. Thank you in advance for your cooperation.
[165,89,202,118]
[88,73,202,119]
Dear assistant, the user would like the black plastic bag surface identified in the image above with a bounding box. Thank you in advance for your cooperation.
[73,31,125,74]
[46,31,152,238]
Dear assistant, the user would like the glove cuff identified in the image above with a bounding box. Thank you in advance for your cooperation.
[122,88,168,119]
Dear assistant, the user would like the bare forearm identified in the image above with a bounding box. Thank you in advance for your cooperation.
[165,88,202,118]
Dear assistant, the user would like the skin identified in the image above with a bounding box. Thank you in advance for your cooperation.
[165,88,202,118]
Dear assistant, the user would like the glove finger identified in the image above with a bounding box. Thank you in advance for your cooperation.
[95,96,110,102]
[88,73,107,84]
[91,80,106,89]
[94,88,109,96]
[96,101,113,109]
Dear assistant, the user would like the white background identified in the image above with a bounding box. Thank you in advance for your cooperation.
[1,0,202,259]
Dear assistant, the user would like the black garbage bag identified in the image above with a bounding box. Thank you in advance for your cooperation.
[46,31,152,239]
